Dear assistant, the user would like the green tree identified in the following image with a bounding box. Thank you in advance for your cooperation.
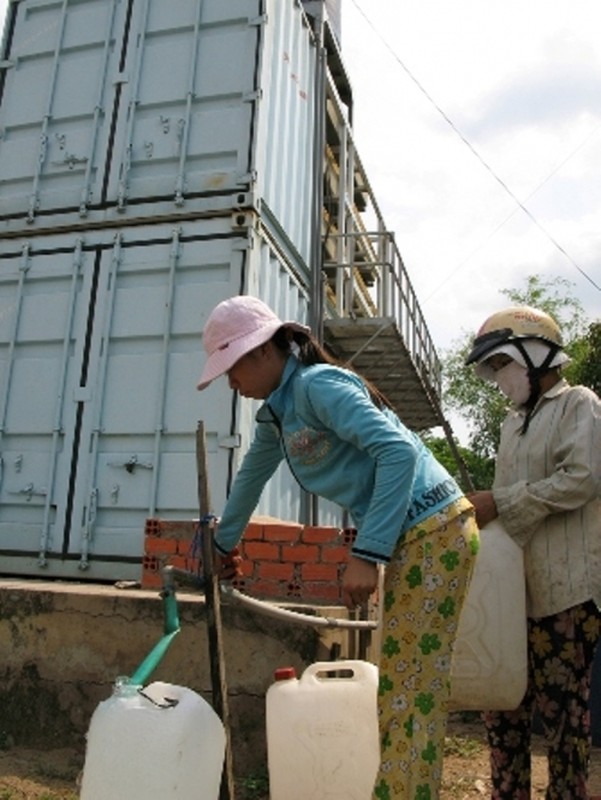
[422,433,494,492]
[568,321,601,395]
[502,274,587,345]
[441,274,593,467]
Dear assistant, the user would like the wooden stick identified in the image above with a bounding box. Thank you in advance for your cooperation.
[196,421,235,800]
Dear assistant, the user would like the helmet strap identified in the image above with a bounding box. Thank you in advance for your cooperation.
[512,341,561,434]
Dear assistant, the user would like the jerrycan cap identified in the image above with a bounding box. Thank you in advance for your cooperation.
[273,666,297,681]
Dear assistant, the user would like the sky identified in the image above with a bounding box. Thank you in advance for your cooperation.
[337,0,601,355]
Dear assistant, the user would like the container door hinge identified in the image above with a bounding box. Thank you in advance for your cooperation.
[236,169,257,186]
[218,435,241,450]
[0,59,15,71]
[248,14,268,28]
[243,88,262,103]
[232,237,252,252]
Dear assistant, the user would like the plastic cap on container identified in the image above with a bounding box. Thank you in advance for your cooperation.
[273,667,296,681]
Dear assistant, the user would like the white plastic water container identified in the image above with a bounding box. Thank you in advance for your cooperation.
[449,519,528,711]
[266,660,379,800]
[80,680,225,800]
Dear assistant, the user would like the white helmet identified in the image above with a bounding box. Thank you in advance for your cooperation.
[466,306,563,366]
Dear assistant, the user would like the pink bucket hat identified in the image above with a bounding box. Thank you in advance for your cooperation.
[197,295,311,390]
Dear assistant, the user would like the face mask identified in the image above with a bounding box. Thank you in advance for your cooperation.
[494,361,531,406]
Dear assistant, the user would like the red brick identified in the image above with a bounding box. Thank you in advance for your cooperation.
[144,518,198,540]
[286,582,303,598]
[303,583,342,603]
[263,523,303,543]
[243,522,265,540]
[302,526,338,544]
[169,554,201,573]
[142,554,160,572]
[321,546,350,563]
[141,570,163,589]
[144,537,178,556]
[301,562,338,581]
[258,562,295,581]
[252,580,287,599]
[244,541,280,561]
[341,527,357,545]
[281,544,319,563]
[144,518,161,538]
[178,541,199,559]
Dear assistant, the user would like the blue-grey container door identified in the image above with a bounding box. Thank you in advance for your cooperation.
[65,223,249,577]
[0,235,94,571]
[0,0,127,221]
[103,0,262,211]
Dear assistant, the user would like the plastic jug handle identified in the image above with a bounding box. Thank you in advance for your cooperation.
[302,660,373,684]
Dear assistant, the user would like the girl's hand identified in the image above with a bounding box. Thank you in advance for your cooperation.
[342,554,378,610]
[214,547,242,581]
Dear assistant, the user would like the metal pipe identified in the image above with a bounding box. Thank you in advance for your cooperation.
[221,585,378,630]
[162,566,378,631]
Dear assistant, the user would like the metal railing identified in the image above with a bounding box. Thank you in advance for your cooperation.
[321,68,442,398]
[323,235,442,398]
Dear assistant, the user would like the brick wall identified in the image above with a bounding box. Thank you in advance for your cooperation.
[142,518,356,605]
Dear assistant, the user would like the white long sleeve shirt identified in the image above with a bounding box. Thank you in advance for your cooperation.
[493,379,601,617]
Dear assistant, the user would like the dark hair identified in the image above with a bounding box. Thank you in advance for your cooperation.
[271,326,393,411]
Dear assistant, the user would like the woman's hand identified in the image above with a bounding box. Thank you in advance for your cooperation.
[466,490,498,528]
[213,547,242,581]
[342,554,378,610]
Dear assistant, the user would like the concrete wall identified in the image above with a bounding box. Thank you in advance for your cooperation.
[0,578,373,777]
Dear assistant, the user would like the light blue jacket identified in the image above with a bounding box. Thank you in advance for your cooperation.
[215,357,463,562]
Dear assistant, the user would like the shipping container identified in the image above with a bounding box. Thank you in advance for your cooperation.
[0,0,317,265]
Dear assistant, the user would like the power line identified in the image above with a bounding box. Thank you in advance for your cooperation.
[349,0,601,294]
[422,123,601,302]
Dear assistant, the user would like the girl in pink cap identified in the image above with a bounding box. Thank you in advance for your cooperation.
[198,294,479,800]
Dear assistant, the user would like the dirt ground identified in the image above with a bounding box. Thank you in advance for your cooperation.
[0,715,600,799]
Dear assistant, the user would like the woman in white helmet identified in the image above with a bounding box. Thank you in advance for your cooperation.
[466,305,601,799]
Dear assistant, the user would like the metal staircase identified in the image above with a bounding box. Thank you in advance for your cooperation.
[319,35,443,432]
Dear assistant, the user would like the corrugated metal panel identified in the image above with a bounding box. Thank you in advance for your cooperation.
[0,218,314,580]
[257,0,317,265]
[0,0,317,266]
[239,236,311,524]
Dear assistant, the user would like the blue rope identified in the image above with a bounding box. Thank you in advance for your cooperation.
[187,514,218,578]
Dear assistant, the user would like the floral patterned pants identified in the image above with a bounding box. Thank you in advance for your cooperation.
[483,600,601,800]
[372,500,480,800]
